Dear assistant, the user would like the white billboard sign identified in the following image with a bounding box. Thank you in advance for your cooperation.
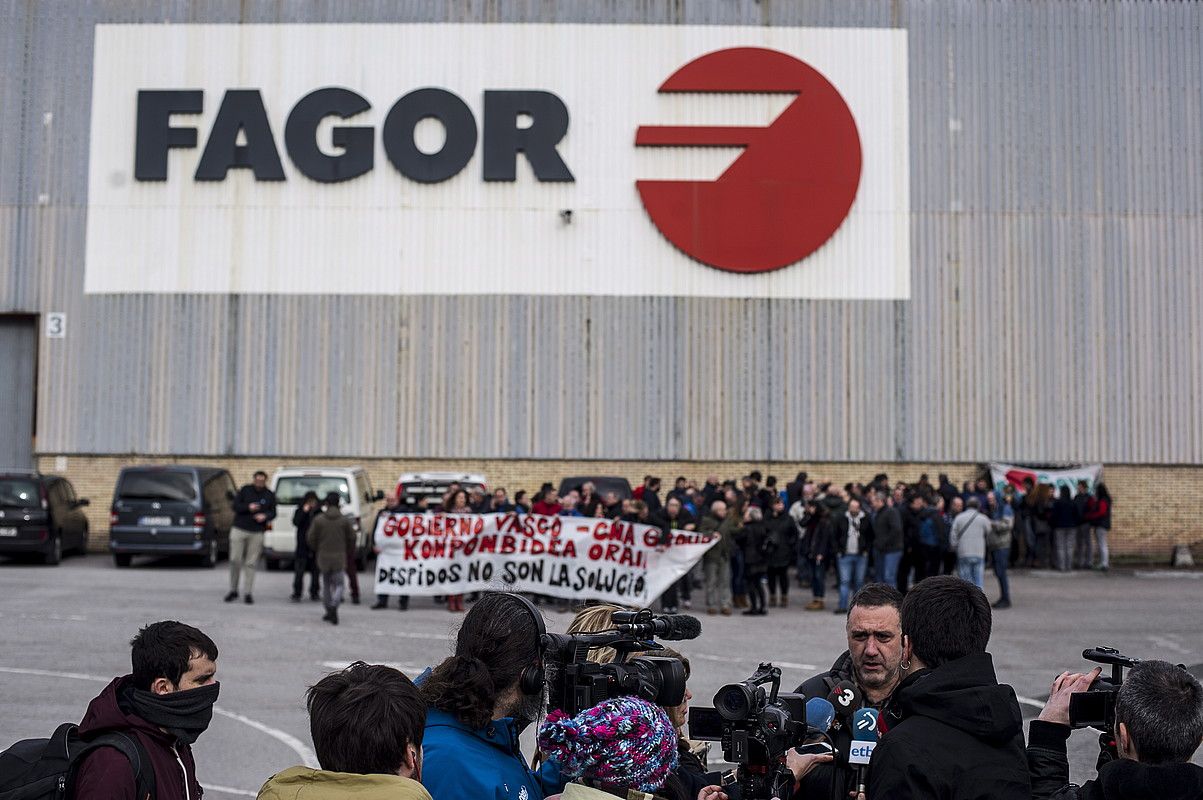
[86,24,909,298]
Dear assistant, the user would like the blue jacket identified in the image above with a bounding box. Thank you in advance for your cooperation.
[422,707,565,800]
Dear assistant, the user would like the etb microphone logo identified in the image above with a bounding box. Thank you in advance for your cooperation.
[849,708,879,766]
[636,47,862,274]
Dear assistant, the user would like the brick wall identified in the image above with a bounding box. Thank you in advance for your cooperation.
[35,454,1203,562]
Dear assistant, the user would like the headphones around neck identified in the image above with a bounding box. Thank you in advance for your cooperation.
[505,592,548,696]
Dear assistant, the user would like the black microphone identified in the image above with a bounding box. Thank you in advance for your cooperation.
[613,613,702,641]
[827,679,862,722]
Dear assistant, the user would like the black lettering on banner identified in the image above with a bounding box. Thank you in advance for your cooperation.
[194,89,286,181]
[284,87,374,183]
[382,88,477,183]
[482,90,574,182]
[134,90,203,181]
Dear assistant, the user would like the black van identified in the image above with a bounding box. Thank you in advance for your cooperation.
[109,466,236,568]
[0,471,90,565]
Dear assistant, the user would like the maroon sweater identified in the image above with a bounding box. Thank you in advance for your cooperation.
[72,677,203,800]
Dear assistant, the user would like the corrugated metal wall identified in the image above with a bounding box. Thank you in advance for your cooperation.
[2,1,1202,463]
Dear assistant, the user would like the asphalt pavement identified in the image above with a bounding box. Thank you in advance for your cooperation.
[1,554,1200,796]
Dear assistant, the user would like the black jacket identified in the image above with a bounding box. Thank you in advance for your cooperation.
[1051,496,1081,529]
[793,651,878,800]
[1027,719,1203,800]
[831,511,874,556]
[734,520,769,572]
[872,505,904,553]
[868,653,1029,800]
[293,505,318,557]
[232,485,277,532]
[764,512,798,568]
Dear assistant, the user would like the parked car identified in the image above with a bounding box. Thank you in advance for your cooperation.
[395,472,488,511]
[557,476,633,502]
[263,466,384,572]
[0,470,90,565]
[109,466,235,568]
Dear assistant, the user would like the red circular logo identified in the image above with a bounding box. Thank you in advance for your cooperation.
[636,47,862,274]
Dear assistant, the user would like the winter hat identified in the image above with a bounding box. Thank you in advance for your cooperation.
[538,696,679,792]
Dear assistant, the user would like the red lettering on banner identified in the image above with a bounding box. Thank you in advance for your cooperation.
[501,535,517,554]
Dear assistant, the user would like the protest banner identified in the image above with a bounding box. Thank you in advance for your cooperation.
[373,512,716,606]
[989,462,1104,496]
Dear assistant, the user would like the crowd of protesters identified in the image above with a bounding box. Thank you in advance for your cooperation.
[365,470,1112,617]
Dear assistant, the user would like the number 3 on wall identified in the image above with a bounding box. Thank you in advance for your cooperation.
[45,312,66,339]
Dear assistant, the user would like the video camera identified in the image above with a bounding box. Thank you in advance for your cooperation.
[1069,646,1140,731]
[540,609,697,717]
[690,663,829,800]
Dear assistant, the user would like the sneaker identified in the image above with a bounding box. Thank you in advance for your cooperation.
[371,600,388,610]
[330,609,339,625]
[742,608,759,616]
[223,592,238,603]
[805,599,825,611]
[720,607,733,616]
[244,595,254,605]
[992,599,1012,609]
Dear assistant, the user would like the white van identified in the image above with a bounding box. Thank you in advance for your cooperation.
[264,466,384,571]
[395,472,488,510]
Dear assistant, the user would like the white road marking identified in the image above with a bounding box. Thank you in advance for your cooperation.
[318,660,424,675]
[368,629,448,640]
[1134,571,1203,580]
[0,666,319,771]
[1014,695,1046,710]
[206,786,258,797]
[1146,634,1192,656]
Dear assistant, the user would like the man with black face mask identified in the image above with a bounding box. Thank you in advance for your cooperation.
[72,621,220,800]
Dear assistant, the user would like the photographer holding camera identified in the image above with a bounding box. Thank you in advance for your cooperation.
[867,576,1029,799]
[418,592,566,800]
[1027,660,1203,799]
[793,583,904,799]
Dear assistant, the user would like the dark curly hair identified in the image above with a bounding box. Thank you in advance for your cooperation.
[420,593,543,729]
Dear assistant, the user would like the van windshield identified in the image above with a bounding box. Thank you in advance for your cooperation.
[0,479,40,508]
[275,476,351,506]
[117,471,197,502]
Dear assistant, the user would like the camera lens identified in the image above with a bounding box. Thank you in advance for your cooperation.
[715,682,760,721]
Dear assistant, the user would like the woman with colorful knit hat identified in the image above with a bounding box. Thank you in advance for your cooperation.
[538,696,686,800]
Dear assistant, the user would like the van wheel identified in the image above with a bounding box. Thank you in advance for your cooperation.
[42,535,62,566]
[114,553,132,568]
[76,526,89,556]
[199,540,217,569]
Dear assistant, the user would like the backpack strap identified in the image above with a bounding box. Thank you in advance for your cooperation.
[69,732,156,800]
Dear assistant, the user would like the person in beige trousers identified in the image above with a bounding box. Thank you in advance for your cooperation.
[225,470,276,605]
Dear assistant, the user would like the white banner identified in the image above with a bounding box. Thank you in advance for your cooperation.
[988,463,1104,496]
[86,24,909,299]
[373,512,715,606]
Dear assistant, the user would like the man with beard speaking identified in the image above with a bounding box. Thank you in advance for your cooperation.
[793,583,905,799]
